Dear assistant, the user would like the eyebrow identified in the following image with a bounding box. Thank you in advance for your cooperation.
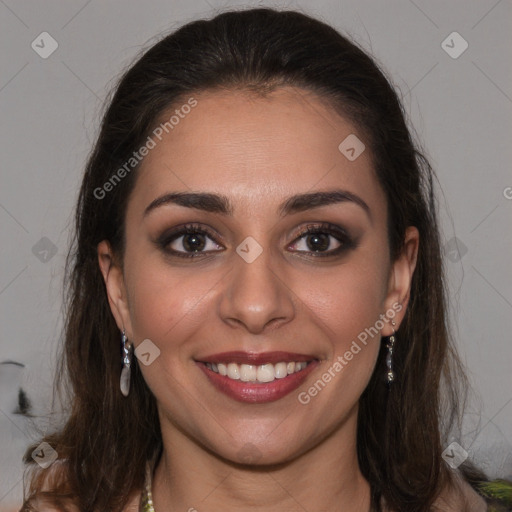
[144,189,371,219]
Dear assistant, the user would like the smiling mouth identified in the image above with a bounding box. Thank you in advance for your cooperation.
[196,351,319,403]
[204,360,311,383]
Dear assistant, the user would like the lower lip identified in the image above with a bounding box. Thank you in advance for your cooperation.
[196,361,319,403]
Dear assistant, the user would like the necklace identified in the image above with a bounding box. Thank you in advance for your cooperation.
[139,459,155,512]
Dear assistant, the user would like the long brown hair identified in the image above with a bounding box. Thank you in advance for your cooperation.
[21,7,486,511]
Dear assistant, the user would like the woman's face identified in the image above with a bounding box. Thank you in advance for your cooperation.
[100,86,417,465]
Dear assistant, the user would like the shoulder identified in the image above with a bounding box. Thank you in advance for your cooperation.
[432,473,487,512]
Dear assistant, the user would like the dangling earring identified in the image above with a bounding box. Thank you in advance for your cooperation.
[120,330,132,397]
[385,321,396,386]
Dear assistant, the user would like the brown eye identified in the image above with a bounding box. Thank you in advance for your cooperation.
[177,232,207,252]
[303,232,337,252]
[289,223,355,257]
[158,224,223,258]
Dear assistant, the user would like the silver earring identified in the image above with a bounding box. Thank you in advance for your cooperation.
[120,330,132,397]
[386,321,396,385]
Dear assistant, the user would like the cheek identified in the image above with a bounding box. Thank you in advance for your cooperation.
[304,258,389,340]
[123,255,220,346]
[299,252,390,390]
[122,258,221,409]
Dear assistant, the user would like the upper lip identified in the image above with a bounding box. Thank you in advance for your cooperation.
[196,351,317,365]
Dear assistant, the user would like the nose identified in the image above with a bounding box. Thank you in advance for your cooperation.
[219,245,296,334]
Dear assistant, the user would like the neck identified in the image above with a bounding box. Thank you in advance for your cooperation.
[151,408,371,511]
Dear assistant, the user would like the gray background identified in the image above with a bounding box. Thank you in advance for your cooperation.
[1,0,511,509]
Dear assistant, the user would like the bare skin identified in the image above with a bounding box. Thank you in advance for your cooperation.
[98,86,420,511]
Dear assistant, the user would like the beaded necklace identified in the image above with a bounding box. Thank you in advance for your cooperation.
[139,458,156,512]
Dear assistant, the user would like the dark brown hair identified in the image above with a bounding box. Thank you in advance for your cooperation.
[21,7,487,512]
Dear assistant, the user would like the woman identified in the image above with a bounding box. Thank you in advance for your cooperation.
[20,7,503,512]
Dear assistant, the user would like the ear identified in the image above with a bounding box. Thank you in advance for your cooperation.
[381,226,419,335]
[97,240,133,338]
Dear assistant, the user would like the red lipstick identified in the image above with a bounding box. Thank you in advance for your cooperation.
[195,351,318,403]
[197,351,315,365]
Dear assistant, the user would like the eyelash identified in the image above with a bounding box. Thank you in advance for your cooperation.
[156,222,355,259]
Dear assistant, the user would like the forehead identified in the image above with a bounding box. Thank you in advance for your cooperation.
[129,86,383,218]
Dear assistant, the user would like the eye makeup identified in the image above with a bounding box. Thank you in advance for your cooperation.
[154,221,358,260]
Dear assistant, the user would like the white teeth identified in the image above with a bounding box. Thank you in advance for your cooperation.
[274,362,288,379]
[227,363,240,380]
[257,364,275,383]
[239,364,257,382]
[206,360,310,383]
